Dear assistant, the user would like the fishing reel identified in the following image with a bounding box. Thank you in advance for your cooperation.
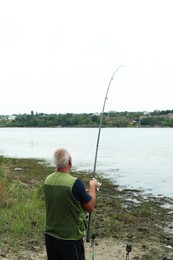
[97,181,102,191]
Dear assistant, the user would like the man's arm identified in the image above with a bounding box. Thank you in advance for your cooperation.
[72,178,99,213]
[82,179,98,213]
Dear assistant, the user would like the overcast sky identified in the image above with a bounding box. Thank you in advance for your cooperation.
[0,0,173,115]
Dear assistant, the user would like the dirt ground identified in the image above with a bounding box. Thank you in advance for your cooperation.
[0,239,147,260]
[1,238,173,260]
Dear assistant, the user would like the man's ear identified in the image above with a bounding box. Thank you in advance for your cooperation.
[69,157,72,168]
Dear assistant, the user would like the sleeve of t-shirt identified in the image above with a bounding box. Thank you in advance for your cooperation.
[72,179,92,204]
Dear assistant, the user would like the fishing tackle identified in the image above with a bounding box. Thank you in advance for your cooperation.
[85,66,172,260]
[125,243,132,260]
[86,65,124,244]
[90,233,97,260]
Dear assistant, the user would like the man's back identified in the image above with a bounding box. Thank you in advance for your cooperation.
[44,171,86,240]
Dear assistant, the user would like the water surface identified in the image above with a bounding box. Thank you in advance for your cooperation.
[0,127,173,197]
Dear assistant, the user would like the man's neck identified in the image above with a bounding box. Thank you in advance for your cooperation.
[56,166,70,173]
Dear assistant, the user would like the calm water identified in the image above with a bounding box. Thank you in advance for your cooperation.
[0,127,173,197]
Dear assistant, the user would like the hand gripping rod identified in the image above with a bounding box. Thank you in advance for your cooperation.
[86,65,124,242]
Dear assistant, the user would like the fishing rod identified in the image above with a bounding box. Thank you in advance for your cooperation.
[86,65,124,243]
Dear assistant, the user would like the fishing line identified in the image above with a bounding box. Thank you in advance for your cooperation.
[161,246,173,260]
[86,65,124,243]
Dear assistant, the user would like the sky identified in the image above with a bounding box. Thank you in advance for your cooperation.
[0,0,173,115]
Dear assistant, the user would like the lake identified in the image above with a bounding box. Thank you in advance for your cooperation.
[0,127,173,197]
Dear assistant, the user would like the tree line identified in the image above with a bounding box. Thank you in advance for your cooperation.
[1,110,173,127]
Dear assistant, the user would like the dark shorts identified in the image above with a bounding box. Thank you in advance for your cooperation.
[45,234,85,260]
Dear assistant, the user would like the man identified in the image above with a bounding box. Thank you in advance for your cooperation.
[44,147,99,260]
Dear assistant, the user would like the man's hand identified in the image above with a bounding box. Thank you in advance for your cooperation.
[89,178,101,191]
[83,178,100,213]
[89,178,99,191]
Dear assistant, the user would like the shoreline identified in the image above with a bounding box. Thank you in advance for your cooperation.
[0,157,173,259]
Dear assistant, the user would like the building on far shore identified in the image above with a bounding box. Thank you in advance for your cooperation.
[0,115,16,121]
[8,115,16,121]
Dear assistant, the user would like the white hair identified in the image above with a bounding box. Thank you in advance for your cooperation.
[54,148,71,169]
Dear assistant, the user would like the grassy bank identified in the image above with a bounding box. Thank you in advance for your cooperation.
[0,157,173,259]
